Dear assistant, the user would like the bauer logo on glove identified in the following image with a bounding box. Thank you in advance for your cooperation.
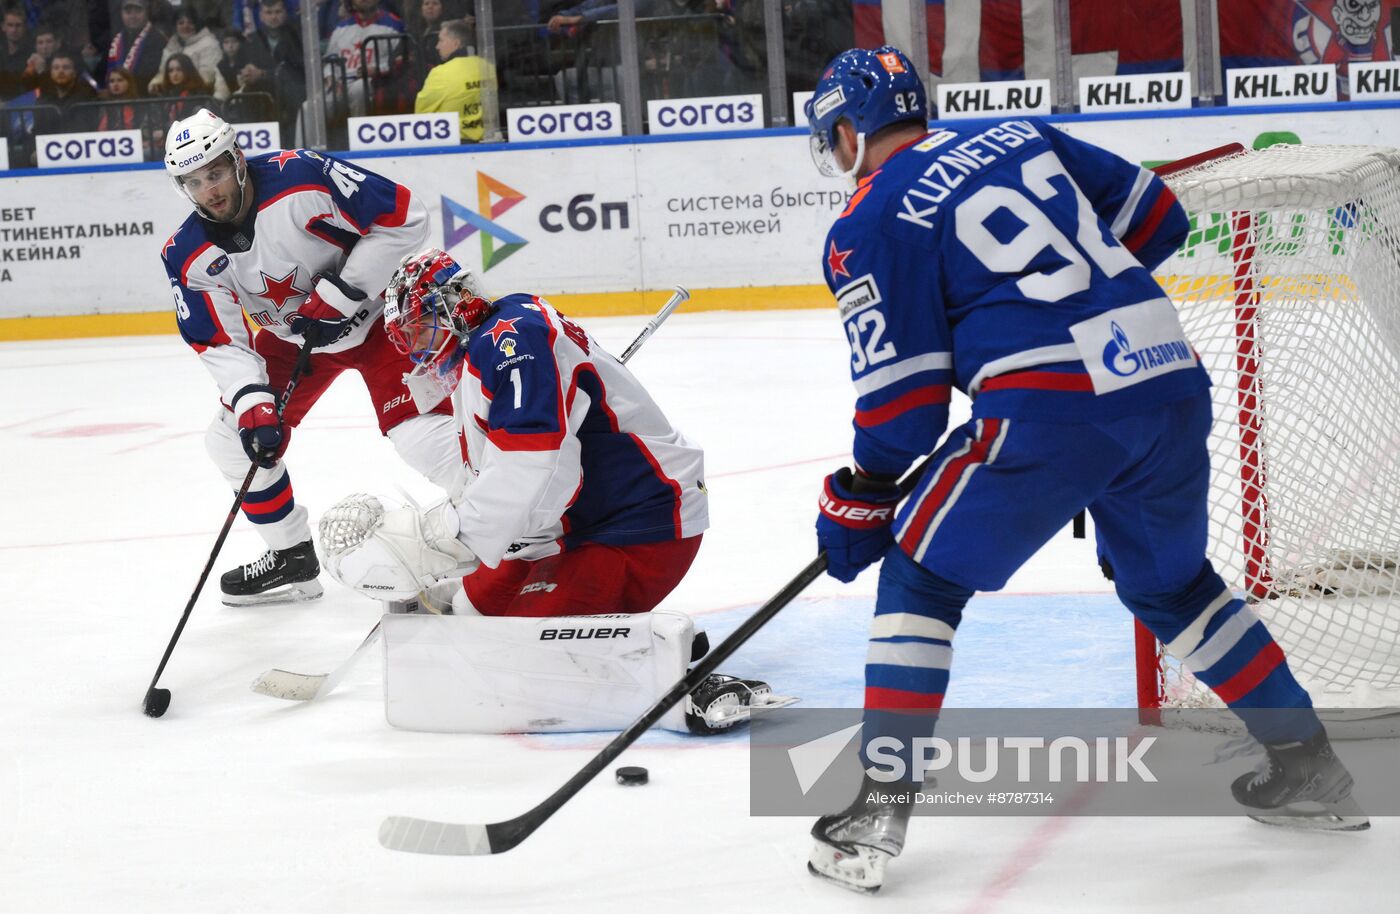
[817,490,894,528]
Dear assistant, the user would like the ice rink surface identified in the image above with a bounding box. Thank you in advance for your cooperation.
[3,310,1392,912]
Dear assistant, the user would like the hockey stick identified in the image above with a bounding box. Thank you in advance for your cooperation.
[142,338,316,719]
[250,285,693,703]
[378,453,934,855]
[619,285,688,362]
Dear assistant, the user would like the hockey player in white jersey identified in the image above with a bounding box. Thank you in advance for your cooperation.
[319,249,782,733]
[160,109,462,606]
[802,47,1365,894]
[324,0,406,116]
[328,248,709,616]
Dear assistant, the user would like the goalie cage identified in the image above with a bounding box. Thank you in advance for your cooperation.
[1138,142,1400,737]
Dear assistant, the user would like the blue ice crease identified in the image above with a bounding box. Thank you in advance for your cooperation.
[513,591,1136,750]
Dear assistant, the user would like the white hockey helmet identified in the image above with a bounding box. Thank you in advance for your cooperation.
[164,108,248,215]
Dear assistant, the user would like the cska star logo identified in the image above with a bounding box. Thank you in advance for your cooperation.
[827,240,853,279]
[256,269,308,309]
[486,317,520,344]
[270,149,300,170]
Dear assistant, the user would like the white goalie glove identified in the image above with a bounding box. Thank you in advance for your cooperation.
[319,494,479,599]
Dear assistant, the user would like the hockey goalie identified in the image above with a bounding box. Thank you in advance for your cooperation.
[318,249,792,734]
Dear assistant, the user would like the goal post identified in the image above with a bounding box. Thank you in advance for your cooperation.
[1139,142,1400,719]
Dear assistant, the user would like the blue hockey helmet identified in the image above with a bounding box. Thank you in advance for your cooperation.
[805,46,927,179]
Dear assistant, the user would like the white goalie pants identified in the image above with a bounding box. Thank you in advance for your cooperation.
[205,408,464,551]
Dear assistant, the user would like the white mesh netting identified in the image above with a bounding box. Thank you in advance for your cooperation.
[1150,144,1400,711]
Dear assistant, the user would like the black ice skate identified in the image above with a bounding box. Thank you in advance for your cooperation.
[808,776,915,894]
[1231,729,1369,831]
[684,673,797,735]
[220,540,324,606]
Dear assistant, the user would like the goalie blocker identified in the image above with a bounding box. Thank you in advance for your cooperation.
[382,610,795,734]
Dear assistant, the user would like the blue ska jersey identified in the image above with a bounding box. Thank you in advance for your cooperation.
[452,295,709,567]
[160,149,428,408]
[822,118,1207,477]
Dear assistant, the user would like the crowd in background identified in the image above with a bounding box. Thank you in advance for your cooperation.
[8,0,1376,165]
[1,0,854,161]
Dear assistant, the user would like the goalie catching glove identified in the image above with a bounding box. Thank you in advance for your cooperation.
[319,493,478,599]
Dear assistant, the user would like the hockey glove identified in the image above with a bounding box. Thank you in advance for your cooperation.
[234,386,286,468]
[817,467,901,583]
[286,276,361,348]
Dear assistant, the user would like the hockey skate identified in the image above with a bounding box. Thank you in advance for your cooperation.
[220,540,323,606]
[1231,729,1369,832]
[808,776,914,894]
[683,673,797,735]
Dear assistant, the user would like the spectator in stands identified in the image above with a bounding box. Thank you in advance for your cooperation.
[149,8,228,98]
[97,65,144,130]
[216,26,251,94]
[1,6,32,100]
[38,49,97,131]
[415,16,492,141]
[154,51,213,118]
[409,0,457,69]
[326,0,407,116]
[107,0,167,90]
[20,24,57,90]
[241,0,305,130]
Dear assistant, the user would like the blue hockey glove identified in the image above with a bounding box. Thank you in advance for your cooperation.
[234,386,285,469]
[816,467,901,582]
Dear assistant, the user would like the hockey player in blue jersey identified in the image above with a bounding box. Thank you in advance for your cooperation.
[804,47,1366,894]
[160,109,463,606]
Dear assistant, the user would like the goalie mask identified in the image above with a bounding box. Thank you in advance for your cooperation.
[384,249,492,412]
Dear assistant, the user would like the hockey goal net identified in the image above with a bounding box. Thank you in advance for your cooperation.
[1139,142,1400,720]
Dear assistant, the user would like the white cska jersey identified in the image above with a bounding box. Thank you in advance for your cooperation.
[450,294,709,567]
[161,149,429,407]
[325,10,405,77]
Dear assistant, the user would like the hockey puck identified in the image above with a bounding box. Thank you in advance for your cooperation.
[615,766,649,786]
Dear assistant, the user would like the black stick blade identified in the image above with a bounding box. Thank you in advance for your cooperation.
[143,687,171,718]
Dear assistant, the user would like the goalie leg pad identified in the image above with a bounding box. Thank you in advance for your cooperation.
[382,609,698,732]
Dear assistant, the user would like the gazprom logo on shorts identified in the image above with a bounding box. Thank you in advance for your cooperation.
[1102,320,1193,378]
[441,170,527,271]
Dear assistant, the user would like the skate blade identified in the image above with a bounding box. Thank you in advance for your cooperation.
[807,840,890,894]
[222,579,324,607]
[706,693,800,726]
[1248,795,1370,832]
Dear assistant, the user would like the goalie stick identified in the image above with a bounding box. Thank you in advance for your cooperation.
[377,452,935,856]
[250,285,693,703]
